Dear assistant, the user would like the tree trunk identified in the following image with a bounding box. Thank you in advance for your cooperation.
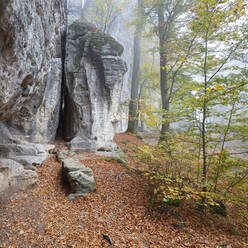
[158,5,170,141]
[201,26,209,203]
[127,0,143,133]
[137,80,145,131]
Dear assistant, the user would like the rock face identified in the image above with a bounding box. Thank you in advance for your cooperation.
[0,0,128,195]
[0,0,64,143]
[82,0,134,132]
[58,152,96,200]
[64,21,127,152]
[0,0,65,194]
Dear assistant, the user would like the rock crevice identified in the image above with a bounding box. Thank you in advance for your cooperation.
[0,0,127,194]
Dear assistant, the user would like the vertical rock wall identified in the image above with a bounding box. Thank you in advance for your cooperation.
[0,0,65,194]
[0,0,65,143]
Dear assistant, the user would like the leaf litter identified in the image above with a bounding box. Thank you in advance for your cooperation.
[0,133,247,248]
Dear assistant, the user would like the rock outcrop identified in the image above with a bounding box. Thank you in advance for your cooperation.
[0,0,128,195]
[0,0,65,194]
[0,159,37,194]
[64,21,127,152]
[0,0,64,143]
[82,0,134,132]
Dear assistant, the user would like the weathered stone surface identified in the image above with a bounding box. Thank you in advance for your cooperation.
[59,152,96,200]
[82,0,134,132]
[0,1,64,125]
[0,143,54,170]
[64,20,127,152]
[0,0,65,193]
[0,60,62,145]
[0,159,38,195]
[0,1,64,143]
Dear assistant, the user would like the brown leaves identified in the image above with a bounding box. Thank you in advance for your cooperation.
[0,134,247,247]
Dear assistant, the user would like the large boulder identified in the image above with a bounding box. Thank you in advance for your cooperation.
[58,152,96,200]
[0,159,38,195]
[64,20,127,152]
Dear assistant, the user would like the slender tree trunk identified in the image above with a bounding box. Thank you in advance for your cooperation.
[137,80,145,130]
[202,92,207,192]
[202,27,209,196]
[127,0,143,133]
[158,6,170,141]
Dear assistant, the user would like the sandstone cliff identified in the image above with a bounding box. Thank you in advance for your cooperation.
[0,0,127,194]
[64,21,127,152]
[81,0,134,132]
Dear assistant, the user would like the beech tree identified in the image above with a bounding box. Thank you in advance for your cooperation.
[187,0,248,195]
[142,0,196,140]
[128,0,145,133]
[136,0,248,213]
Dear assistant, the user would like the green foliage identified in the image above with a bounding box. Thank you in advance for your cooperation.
[138,133,248,216]
[101,156,128,165]
[133,0,248,222]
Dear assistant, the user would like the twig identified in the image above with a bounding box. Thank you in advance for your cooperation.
[102,233,114,245]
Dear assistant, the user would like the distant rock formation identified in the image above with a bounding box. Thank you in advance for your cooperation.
[81,0,134,132]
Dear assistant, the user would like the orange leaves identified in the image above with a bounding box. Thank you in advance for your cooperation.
[0,135,247,247]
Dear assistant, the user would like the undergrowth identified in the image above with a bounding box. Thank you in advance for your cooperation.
[131,133,248,226]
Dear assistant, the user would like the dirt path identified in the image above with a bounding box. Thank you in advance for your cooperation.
[0,134,247,247]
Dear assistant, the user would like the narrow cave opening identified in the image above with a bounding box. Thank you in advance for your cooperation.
[55,28,67,145]
[55,92,67,145]
[55,101,66,144]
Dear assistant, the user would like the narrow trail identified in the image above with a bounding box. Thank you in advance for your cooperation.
[0,134,247,247]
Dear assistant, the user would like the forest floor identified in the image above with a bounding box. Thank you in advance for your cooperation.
[0,133,248,248]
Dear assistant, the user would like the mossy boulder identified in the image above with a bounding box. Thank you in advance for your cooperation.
[59,152,96,200]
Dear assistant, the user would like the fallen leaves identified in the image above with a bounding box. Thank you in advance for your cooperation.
[0,133,247,247]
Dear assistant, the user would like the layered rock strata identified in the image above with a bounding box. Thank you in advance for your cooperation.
[64,21,127,152]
